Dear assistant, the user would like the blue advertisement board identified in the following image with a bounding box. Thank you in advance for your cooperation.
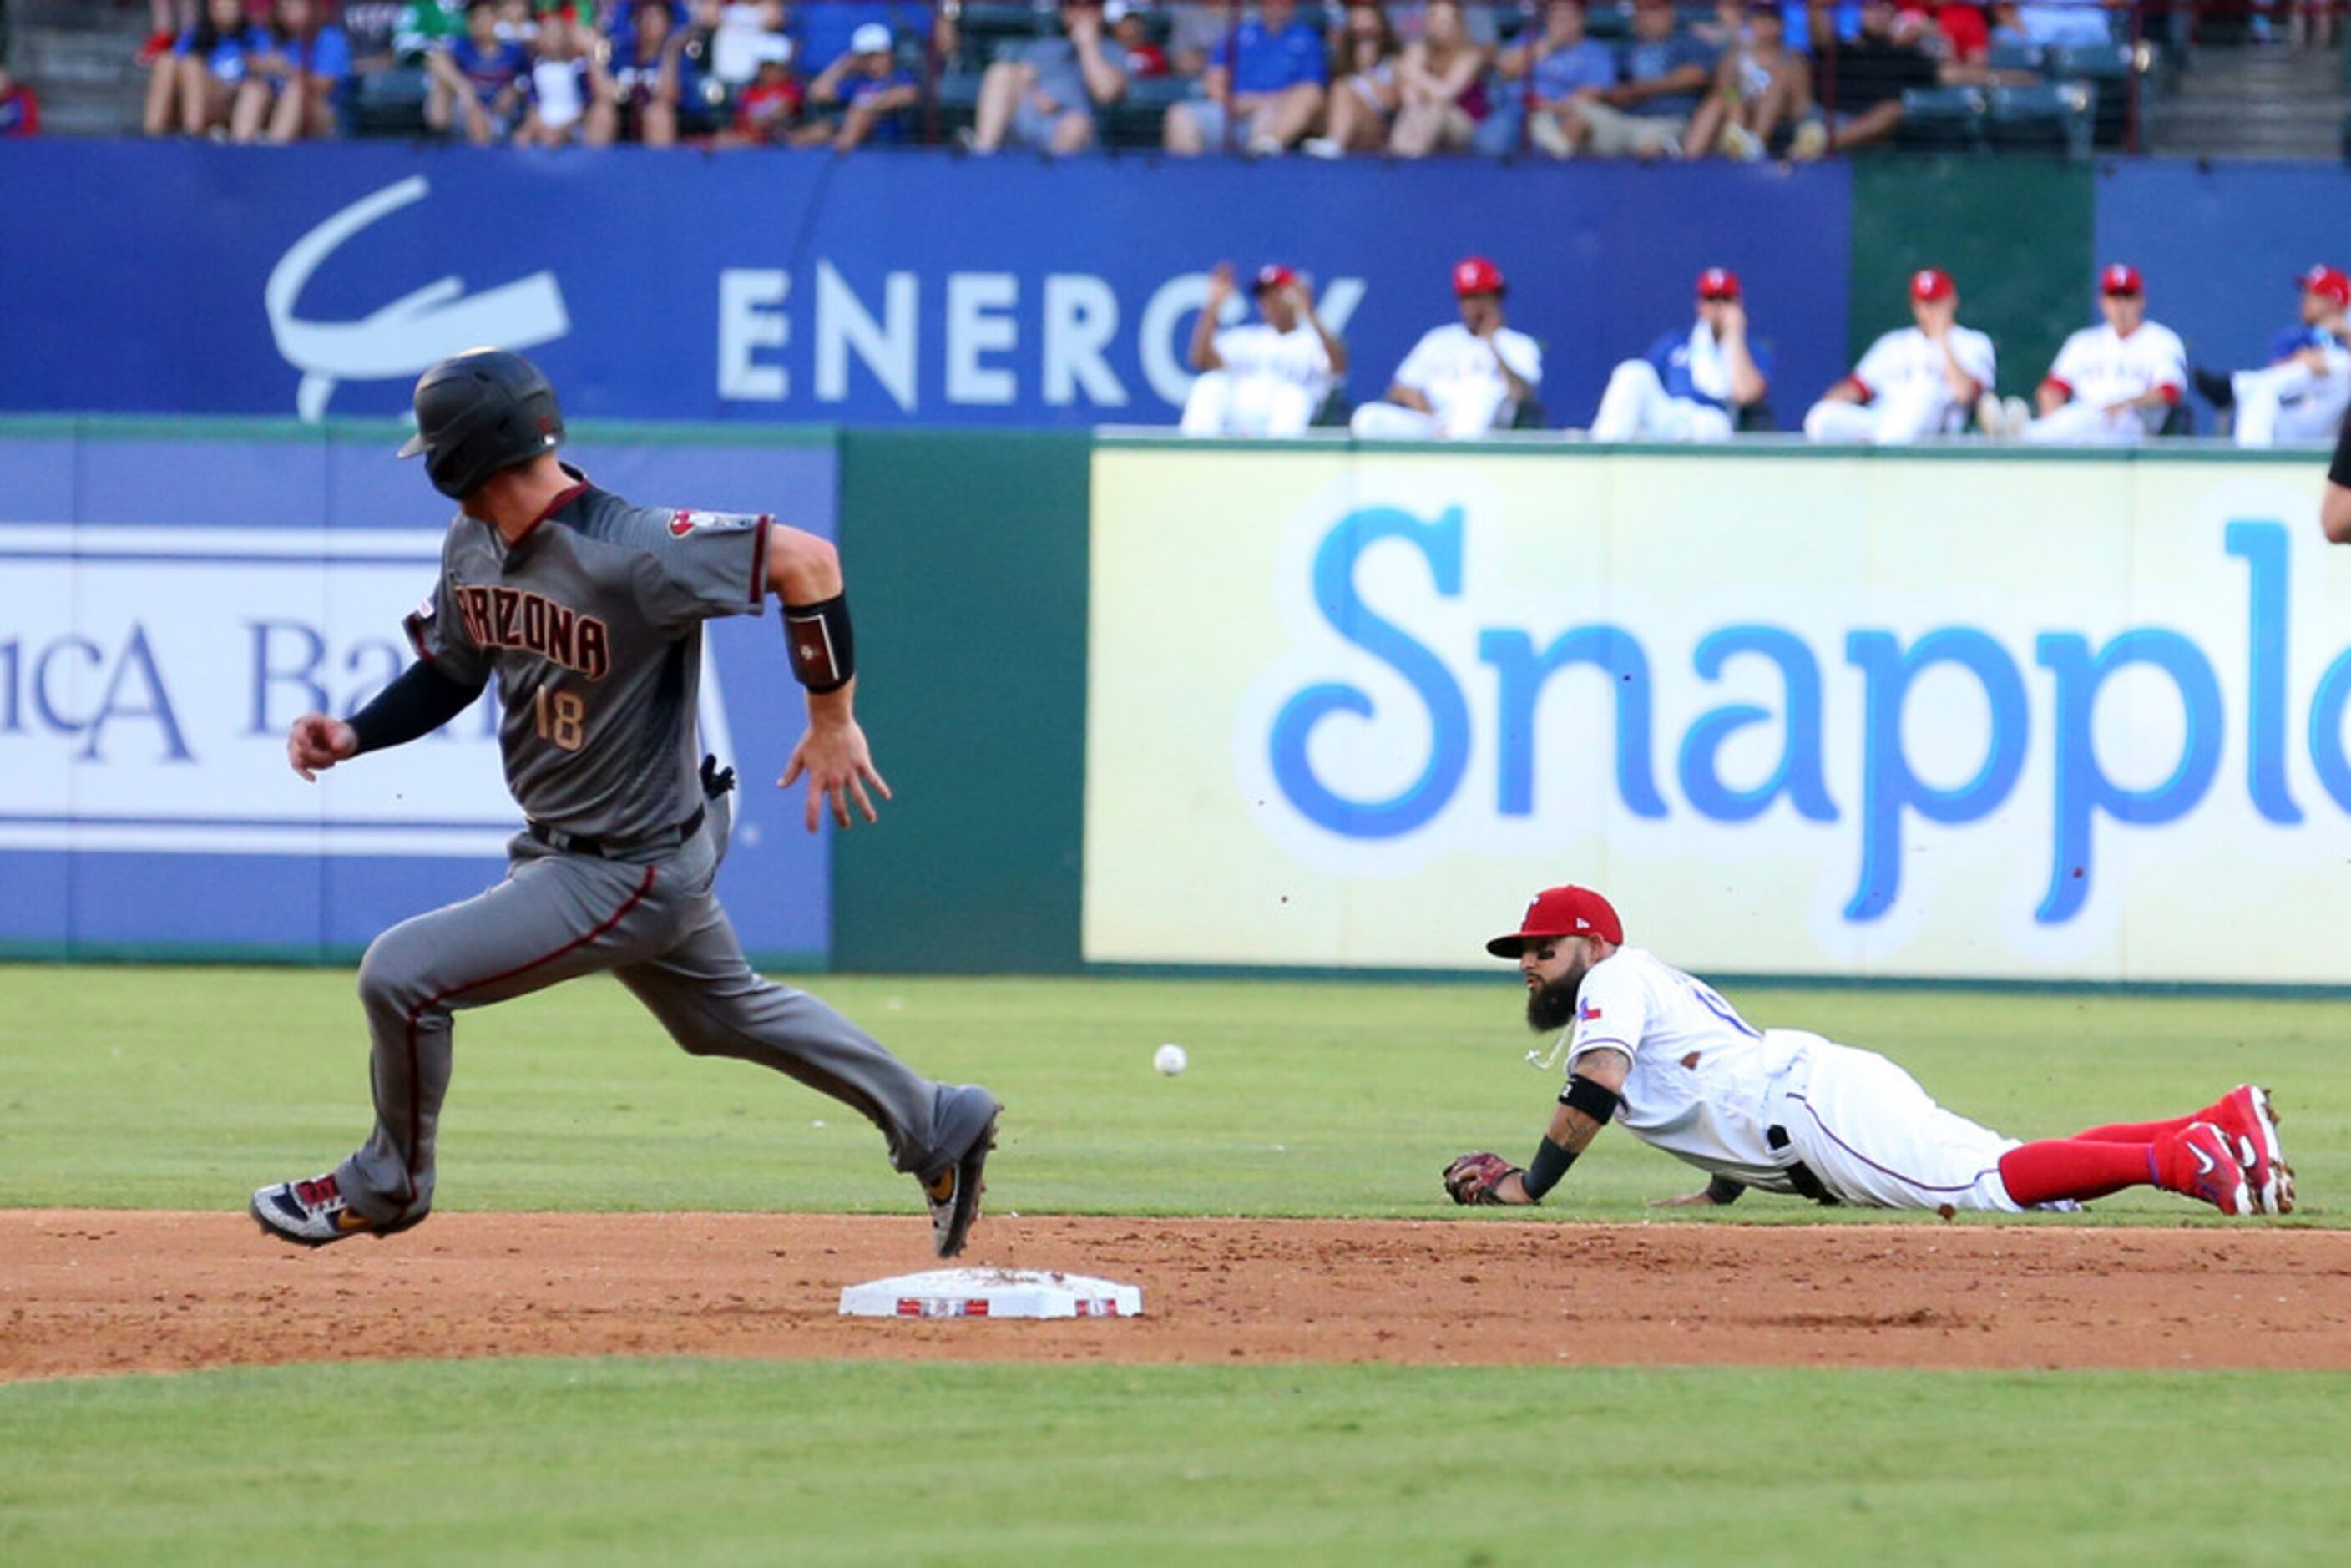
[0,422,837,962]
[0,141,1852,432]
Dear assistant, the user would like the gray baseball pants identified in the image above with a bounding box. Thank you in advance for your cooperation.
[334,796,953,1223]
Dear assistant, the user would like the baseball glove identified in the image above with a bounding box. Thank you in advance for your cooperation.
[1443,1151,1521,1206]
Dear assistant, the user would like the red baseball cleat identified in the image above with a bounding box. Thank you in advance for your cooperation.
[2155,1123,2254,1217]
[2199,1085,2294,1215]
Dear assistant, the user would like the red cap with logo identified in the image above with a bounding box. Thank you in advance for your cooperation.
[1696,266,1742,301]
[1486,886,1625,959]
[2298,264,2351,308]
[1254,264,1299,294]
[1909,267,1955,302]
[2099,262,2143,296]
[1454,255,1506,297]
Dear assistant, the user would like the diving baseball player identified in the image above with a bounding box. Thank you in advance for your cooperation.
[1987,263,2187,445]
[1181,261,1347,438]
[250,349,1001,1257]
[1349,256,1542,439]
[1443,886,2293,1218]
[1802,268,1995,444]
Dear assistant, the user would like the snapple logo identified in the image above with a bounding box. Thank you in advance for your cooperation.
[1257,508,2345,926]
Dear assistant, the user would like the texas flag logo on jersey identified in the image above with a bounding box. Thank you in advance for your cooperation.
[1578,999,1603,1022]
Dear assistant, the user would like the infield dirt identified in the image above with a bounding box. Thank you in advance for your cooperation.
[4,1211,2343,1381]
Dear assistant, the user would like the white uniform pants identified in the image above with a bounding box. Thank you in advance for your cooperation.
[2019,400,2146,446]
[2231,361,2351,448]
[1181,371,1317,438]
[1591,360,1734,443]
[1349,382,1510,440]
[1802,382,1953,444]
[1765,1036,2025,1212]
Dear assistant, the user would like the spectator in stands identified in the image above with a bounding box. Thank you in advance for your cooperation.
[693,0,792,109]
[2006,0,2110,47]
[1591,267,1772,441]
[1560,0,1716,160]
[145,0,265,138]
[234,0,353,143]
[1684,1,1812,159]
[2194,266,2351,449]
[340,3,411,72]
[393,1,468,132]
[1302,2,1402,158]
[427,0,530,142]
[591,0,689,144]
[1477,0,1615,158]
[969,0,1128,156]
[1163,0,1328,156]
[1801,0,1956,154]
[792,2,953,79]
[1386,0,1489,155]
[141,2,200,68]
[1181,263,1348,437]
[791,22,918,149]
[519,9,598,144]
[0,61,40,139]
[1984,264,2187,445]
[1105,1,1169,78]
[717,47,801,143]
[1351,256,1543,438]
[1803,267,1995,443]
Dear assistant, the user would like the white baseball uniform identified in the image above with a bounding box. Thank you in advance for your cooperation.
[2229,339,2351,449]
[1350,322,1543,439]
[1803,324,1997,444]
[1557,947,2030,1211]
[1181,321,1337,438]
[2020,319,2187,446]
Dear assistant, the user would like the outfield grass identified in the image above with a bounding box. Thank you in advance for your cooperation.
[0,965,2340,1222]
[2,1358,2346,1566]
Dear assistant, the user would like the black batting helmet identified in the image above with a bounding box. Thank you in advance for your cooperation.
[397,349,565,500]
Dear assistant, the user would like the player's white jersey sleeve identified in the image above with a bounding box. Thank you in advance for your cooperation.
[1393,325,1452,396]
[2045,326,2096,395]
[2139,321,2188,392]
[1952,324,1997,390]
[1562,954,1652,1074]
[1848,328,1908,396]
[1497,327,1543,391]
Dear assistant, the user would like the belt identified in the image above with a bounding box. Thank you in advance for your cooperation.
[1766,1124,1842,1206]
[528,805,704,859]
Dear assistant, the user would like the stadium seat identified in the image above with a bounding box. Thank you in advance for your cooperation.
[1987,40,2046,75]
[956,2,1048,69]
[1104,74,1192,149]
[1986,81,2094,159]
[1312,387,1354,428]
[2158,399,2194,438]
[1585,5,1633,41]
[2045,42,2131,146]
[1892,85,1986,153]
[1735,398,1777,434]
[350,66,432,138]
[1509,397,1550,432]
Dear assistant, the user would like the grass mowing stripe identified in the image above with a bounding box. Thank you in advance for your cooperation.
[2,966,2343,1221]
[2,1359,2348,1566]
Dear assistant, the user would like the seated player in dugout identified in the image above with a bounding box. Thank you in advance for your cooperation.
[1443,886,2294,1218]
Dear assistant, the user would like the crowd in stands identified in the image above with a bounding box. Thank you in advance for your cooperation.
[114,0,2166,154]
[1180,253,2351,446]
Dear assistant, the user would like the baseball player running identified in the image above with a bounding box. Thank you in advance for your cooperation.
[1181,261,1347,438]
[2193,264,2351,449]
[1349,256,1542,439]
[1443,886,2293,1218]
[1802,268,1995,444]
[1983,263,2187,445]
[250,350,1001,1257]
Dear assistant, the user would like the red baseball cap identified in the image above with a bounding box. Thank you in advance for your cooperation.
[1254,264,1299,294]
[1485,886,1624,959]
[2298,264,2351,308]
[2099,263,2143,296]
[1696,266,1741,301]
[1909,267,1955,302]
[1454,255,1506,297]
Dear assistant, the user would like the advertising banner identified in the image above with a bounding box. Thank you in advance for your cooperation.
[0,423,837,961]
[0,142,1849,432]
[1084,443,2348,983]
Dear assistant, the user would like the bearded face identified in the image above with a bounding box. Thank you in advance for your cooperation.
[1525,968,1582,1034]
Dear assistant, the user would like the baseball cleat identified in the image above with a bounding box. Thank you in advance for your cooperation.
[2202,1085,2294,1215]
[2155,1123,2254,1217]
[250,1171,418,1247]
[923,1086,1001,1260]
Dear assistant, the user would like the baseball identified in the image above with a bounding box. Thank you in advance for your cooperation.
[1153,1043,1188,1076]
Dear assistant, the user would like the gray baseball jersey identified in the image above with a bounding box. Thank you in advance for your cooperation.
[404,468,768,842]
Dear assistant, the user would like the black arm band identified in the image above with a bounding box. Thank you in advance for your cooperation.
[2331,408,2351,488]
[1520,1137,1576,1202]
[1705,1175,1747,1206]
[347,660,485,755]
[1560,1073,1623,1125]
[783,593,855,693]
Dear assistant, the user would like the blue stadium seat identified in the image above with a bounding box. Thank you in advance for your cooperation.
[1986,81,2094,159]
[1105,74,1193,149]
[2045,42,2131,146]
[1987,40,2045,75]
[1893,85,1986,153]
[350,66,432,138]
